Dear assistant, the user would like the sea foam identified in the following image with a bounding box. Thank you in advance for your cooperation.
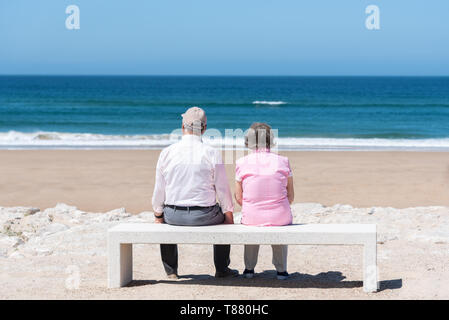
[1,131,449,151]
[252,101,287,105]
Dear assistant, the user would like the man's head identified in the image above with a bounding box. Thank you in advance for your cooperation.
[181,106,207,135]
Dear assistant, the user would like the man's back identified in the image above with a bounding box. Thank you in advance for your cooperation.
[152,134,233,213]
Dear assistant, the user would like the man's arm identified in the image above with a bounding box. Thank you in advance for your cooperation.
[152,153,166,223]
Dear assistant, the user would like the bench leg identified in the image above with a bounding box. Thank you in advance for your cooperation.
[363,242,378,293]
[108,242,133,288]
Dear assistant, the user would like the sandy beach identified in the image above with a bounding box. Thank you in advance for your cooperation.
[1,150,448,212]
[1,150,449,299]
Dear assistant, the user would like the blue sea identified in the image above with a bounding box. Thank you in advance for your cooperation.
[0,76,448,150]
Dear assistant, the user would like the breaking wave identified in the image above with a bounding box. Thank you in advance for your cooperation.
[1,131,449,151]
[252,101,287,105]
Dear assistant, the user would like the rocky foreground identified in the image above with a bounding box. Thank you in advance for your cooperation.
[1,203,448,299]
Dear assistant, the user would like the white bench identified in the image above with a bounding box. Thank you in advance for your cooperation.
[107,223,378,292]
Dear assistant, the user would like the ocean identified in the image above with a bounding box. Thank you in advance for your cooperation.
[0,76,448,150]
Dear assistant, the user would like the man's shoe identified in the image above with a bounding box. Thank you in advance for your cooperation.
[276,271,289,280]
[167,273,179,280]
[242,269,254,279]
[215,268,239,278]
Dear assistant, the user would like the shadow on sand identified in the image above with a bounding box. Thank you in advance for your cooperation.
[127,270,402,292]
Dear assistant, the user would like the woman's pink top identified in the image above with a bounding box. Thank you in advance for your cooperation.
[236,149,293,226]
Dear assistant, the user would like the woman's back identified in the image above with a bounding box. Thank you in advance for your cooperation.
[236,149,293,226]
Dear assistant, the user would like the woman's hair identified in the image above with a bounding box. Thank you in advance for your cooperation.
[244,122,275,150]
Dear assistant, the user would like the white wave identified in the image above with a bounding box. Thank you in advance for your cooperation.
[252,101,287,105]
[1,131,449,150]
[273,137,449,150]
[0,131,181,148]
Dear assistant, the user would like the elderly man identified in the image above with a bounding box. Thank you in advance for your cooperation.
[152,106,238,279]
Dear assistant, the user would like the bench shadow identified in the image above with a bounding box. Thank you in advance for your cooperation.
[127,270,402,292]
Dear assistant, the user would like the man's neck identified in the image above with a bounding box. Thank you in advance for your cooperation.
[182,133,202,141]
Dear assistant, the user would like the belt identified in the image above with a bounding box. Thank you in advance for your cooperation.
[165,204,217,211]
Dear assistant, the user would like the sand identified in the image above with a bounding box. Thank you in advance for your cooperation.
[0,150,448,213]
[0,150,448,299]
[0,202,448,299]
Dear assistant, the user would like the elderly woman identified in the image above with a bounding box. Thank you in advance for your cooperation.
[235,122,294,280]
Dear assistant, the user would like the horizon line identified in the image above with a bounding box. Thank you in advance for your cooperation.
[1,74,449,77]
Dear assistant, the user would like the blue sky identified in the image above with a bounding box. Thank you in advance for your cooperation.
[0,0,448,75]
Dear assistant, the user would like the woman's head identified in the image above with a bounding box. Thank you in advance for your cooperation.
[245,122,275,150]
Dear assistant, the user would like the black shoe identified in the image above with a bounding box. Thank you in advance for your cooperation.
[243,269,254,279]
[277,271,289,280]
[215,268,239,278]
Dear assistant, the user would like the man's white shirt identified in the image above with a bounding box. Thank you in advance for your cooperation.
[152,134,234,213]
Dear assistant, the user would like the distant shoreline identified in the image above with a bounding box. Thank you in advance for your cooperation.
[2,75,449,78]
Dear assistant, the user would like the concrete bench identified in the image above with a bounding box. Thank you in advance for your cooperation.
[107,223,378,292]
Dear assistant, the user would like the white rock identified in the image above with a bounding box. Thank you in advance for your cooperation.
[137,212,155,221]
[55,203,78,213]
[35,248,53,256]
[25,207,40,216]
[41,223,69,236]
[93,214,114,223]
[8,251,25,259]
[377,234,399,244]
[0,236,24,248]
[333,204,354,211]
[1,207,40,217]
[93,208,130,222]
[1,202,449,264]
[20,232,35,241]
[106,208,127,215]
[20,212,53,234]
[72,210,87,218]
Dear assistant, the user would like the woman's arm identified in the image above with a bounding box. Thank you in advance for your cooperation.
[234,181,243,206]
[287,176,294,204]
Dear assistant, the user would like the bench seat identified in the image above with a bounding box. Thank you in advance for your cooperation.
[107,223,378,292]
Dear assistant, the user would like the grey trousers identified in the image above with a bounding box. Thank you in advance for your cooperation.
[160,204,231,275]
[244,245,288,273]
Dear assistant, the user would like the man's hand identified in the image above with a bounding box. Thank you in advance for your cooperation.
[154,212,164,224]
[155,217,164,224]
[223,211,234,224]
